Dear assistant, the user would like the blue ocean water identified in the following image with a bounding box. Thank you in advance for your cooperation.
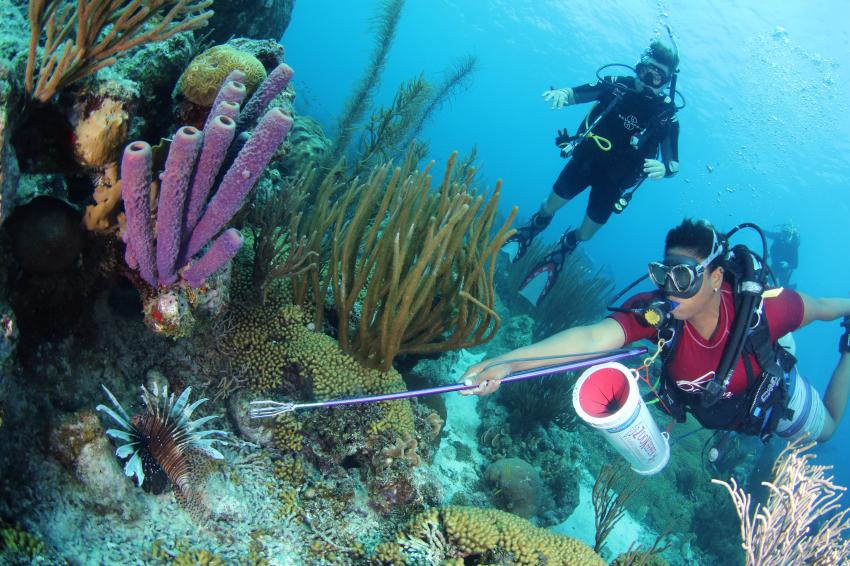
[284,0,850,492]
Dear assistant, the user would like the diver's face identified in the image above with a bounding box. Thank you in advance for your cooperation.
[636,58,671,92]
[663,247,723,321]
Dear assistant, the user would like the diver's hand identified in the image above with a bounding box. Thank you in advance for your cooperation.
[840,316,850,354]
[542,88,573,110]
[643,158,666,180]
[554,128,571,149]
[459,360,512,396]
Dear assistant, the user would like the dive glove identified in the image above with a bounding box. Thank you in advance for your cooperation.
[542,88,573,109]
[554,128,571,149]
[643,158,666,180]
[840,316,850,354]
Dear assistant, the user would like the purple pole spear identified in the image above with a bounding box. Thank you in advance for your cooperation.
[249,347,647,419]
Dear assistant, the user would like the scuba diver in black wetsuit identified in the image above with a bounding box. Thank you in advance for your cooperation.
[503,40,681,304]
[764,222,800,289]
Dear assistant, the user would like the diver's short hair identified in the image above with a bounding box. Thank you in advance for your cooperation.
[647,40,679,71]
[665,218,723,269]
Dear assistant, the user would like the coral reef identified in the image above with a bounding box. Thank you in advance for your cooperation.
[246,180,317,304]
[0,301,16,375]
[223,258,416,439]
[372,506,605,565]
[0,61,20,225]
[611,550,671,566]
[25,0,214,102]
[0,3,702,565]
[477,395,582,527]
[279,115,332,174]
[592,463,644,554]
[83,162,123,233]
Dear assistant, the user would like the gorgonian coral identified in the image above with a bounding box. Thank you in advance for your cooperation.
[96,383,228,513]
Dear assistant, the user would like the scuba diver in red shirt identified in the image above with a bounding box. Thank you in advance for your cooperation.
[503,40,681,304]
[467,219,850,445]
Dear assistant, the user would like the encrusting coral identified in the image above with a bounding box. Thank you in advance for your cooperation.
[83,163,123,233]
[223,247,415,439]
[72,96,130,168]
[372,506,605,565]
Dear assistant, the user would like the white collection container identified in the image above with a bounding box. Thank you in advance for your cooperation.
[572,361,670,475]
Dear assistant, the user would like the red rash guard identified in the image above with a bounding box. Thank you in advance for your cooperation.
[609,283,804,398]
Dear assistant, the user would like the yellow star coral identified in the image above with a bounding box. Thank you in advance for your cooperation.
[374,506,605,566]
[224,249,414,438]
[272,414,303,452]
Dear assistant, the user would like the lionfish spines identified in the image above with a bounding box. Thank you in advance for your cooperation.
[96,382,229,505]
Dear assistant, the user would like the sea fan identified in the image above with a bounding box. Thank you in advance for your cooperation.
[96,382,228,504]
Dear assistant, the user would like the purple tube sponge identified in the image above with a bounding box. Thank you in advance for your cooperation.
[203,71,247,130]
[183,115,237,240]
[185,108,294,259]
[210,100,241,124]
[182,228,244,288]
[238,63,294,130]
[121,72,294,295]
[120,141,156,287]
[155,126,203,286]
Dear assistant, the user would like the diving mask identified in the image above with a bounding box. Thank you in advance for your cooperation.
[648,230,724,299]
[636,58,670,88]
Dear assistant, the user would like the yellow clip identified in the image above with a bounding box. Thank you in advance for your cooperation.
[641,337,667,369]
[762,287,784,298]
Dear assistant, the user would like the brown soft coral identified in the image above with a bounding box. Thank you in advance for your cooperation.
[370,434,422,470]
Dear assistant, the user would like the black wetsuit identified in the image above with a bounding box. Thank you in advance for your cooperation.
[553,76,679,224]
[767,231,800,288]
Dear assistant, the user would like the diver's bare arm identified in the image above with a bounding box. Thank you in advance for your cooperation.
[799,293,850,326]
[484,318,627,374]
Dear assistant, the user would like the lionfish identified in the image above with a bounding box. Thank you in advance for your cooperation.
[96,382,229,516]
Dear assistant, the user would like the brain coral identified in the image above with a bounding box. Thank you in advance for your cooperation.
[485,457,542,519]
[177,45,267,106]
